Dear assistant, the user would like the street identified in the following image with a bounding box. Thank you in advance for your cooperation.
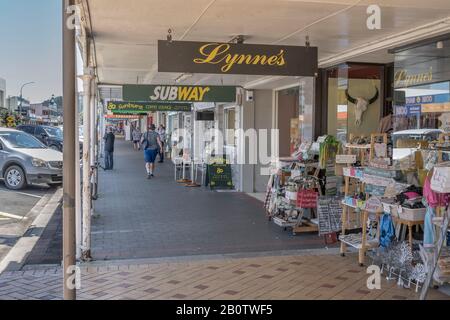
[0,182,56,264]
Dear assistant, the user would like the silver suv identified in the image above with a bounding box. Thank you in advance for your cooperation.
[0,128,63,190]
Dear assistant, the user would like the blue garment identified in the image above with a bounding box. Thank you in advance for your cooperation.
[424,206,435,247]
[380,213,395,248]
[144,149,158,164]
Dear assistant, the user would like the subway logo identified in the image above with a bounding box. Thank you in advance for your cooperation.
[150,86,211,102]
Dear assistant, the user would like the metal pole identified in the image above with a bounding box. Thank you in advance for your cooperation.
[81,70,93,261]
[62,0,77,301]
[90,81,98,200]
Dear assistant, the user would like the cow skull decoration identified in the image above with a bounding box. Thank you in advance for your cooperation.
[345,87,379,127]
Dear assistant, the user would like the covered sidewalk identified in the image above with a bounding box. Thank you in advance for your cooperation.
[91,139,330,261]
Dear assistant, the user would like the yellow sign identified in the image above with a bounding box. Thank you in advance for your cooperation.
[216,168,224,174]
[394,67,433,88]
[193,43,286,73]
[422,102,450,113]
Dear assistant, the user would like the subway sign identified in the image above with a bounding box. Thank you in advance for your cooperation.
[123,85,237,103]
[157,40,318,77]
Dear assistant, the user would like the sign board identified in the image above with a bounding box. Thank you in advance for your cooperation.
[336,155,357,164]
[123,85,237,103]
[317,196,342,236]
[105,114,140,120]
[364,196,383,213]
[107,101,192,114]
[206,164,233,190]
[158,40,318,77]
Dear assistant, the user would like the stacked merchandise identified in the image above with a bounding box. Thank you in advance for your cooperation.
[319,136,341,197]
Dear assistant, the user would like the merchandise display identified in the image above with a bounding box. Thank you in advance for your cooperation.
[335,131,450,295]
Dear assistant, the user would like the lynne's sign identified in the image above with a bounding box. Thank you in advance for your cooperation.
[123,85,236,103]
[158,40,318,76]
[107,101,192,114]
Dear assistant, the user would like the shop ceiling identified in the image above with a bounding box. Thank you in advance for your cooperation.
[78,0,450,93]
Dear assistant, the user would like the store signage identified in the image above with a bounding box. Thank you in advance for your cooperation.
[394,67,433,88]
[106,101,192,114]
[157,40,318,76]
[207,164,233,190]
[105,114,141,120]
[335,155,356,164]
[395,105,421,116]
[123,85,236,103]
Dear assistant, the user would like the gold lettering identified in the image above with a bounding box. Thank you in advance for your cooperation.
[198,87,210,101]
[192,43,288,73]
[394,67,434,88]
[178,87,193,100]
[194,43,230,65]
[188,88,199,101]
[276,50,286,66]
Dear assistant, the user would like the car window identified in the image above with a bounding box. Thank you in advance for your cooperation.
[44,127,63,138]
[0,131,46,149]
[35,127,46,136]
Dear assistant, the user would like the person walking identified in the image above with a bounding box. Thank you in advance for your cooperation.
[132,127,142,151]
[103,127,116,170]
[141,124,163,179]
[157,124,166,163]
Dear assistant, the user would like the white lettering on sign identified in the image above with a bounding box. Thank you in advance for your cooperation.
[366,5,382,30]
[150,86,211,102]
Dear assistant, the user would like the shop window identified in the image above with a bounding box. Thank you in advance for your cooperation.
[393,36,450,134]
[326,63,384,144]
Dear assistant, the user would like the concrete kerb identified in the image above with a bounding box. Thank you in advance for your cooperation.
[0,188,63,274]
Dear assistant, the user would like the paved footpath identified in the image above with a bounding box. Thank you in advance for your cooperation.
[91,139,332,261]
[0,252,448,300]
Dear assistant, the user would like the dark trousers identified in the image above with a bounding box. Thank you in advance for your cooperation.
[159,142,165,162]
[105,150,114,170]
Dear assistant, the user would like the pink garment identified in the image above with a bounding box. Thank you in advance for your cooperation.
[423,176,449,208]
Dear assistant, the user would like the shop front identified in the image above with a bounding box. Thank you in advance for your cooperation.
[392,35,450,136]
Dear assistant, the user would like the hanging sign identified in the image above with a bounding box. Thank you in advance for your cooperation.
[158,40,318,76]
[123,85,236,103]
[106,101,192,114]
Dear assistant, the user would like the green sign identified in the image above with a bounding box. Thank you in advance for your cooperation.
[123,85,237,103]
[207,164,234,190]
[107,101,192,114]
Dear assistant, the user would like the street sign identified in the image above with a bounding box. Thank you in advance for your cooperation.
[123,85,237,103]
[158,40,318,77]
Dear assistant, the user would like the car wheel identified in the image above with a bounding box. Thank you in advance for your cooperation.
[4,165,27,190]
[49,145,61,151]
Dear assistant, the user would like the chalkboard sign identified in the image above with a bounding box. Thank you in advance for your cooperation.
[317,196,343,236]
[207,164,234,190]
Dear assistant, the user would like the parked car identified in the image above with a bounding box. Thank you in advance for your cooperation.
[16,125,63,151]
[0,128,63,190]
[392,129,444,160]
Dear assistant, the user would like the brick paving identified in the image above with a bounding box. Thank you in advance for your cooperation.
[91,139,333,261]
[0,253,448,300]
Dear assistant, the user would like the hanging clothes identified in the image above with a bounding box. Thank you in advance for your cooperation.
[379,213,395,248]
[423,206,436,248]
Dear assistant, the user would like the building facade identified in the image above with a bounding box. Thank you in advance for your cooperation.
[0,78,5,111]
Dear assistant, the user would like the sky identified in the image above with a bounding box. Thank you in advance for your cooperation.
[0,0,62,103]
